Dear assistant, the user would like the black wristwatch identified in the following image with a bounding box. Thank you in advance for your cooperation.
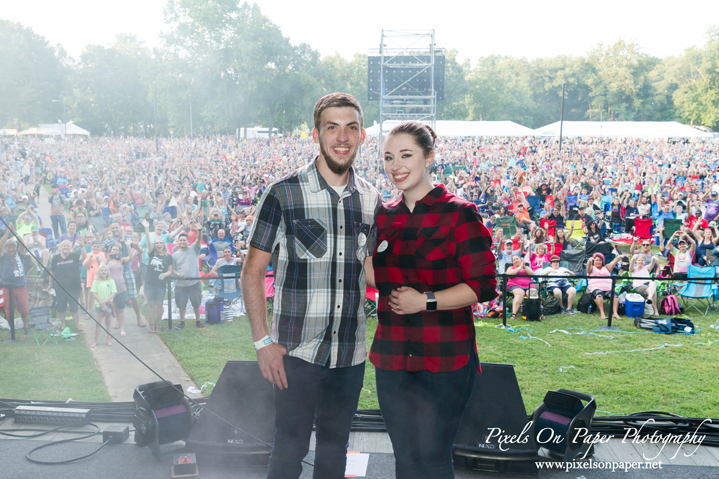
[424,291,437,312]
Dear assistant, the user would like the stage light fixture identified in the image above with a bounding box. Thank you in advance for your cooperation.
[531,389,596,461]
[133,381,194,459]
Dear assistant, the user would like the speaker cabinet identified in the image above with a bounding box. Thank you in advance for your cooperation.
[453,363,538,474]
[185,361,275,464]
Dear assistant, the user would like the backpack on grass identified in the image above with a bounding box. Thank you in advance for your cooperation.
[542,296,562,315]
[659,295,683,315]
[577,293,594,314]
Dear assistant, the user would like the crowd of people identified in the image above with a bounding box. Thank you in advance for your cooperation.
[2,129,719,331]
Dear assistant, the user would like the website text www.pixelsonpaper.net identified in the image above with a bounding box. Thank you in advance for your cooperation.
[536,461,663,473]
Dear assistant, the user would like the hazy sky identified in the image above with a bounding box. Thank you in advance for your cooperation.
[3,0,718,62]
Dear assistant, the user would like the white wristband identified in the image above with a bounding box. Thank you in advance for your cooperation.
[253,335,273,351]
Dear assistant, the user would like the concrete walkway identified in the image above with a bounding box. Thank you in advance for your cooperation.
[36,184,201,402]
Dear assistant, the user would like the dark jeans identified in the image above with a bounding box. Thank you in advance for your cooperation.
[51,214,66,239]
[267,356,365,479]
[375,354,476,479]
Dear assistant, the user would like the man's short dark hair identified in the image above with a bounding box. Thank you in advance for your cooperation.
[177,233,188,241]
[313,92,363,131]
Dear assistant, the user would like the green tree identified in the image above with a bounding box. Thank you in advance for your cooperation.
[74,35,154,135]
[585,40,659,121]
[318,53,377,127]
[437,49,471,121]
[673,28,719,130]
[161,0,323,135]
[466,56,536,127]
[0,20,70,129]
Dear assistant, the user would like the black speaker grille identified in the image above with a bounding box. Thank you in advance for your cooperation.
[454,363,537,456]
[186,361,275,455]
[544,390,581,413]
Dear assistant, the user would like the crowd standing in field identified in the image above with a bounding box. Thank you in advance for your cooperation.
[1,133,719,334]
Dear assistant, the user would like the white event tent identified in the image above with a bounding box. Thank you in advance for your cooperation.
[533,121,713,139]
[364,120,535,137]
[19,121,90,137]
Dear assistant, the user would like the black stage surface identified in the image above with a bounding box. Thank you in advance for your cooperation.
[2,440,717,479]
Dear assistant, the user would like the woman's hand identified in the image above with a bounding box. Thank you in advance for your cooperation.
[388,286,426,315]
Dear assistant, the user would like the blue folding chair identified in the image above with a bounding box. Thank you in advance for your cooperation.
[677,265,717,316]
[208,238,233,268]
[215,264,243,319]
[39,227,54,241]
[136,204,149,219]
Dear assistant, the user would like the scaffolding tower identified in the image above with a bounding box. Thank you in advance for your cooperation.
[369,30,443,151]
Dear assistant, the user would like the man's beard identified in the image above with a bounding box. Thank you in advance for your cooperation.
[320,142,357,175]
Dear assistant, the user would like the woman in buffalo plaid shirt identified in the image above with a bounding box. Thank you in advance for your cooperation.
[367,122,497,479]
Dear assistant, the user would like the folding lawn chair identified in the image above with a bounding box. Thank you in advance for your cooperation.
[365,287,378,317]
[677,265,717,316]
[136,204,149,219]
[585,242,615,262]
[526,195,541,220]
[29,306,58,346]
[265,268,275,314]
[38,227,54,240]
[539,218,556,238]
[566,220,585,242]
[560,249,587,276]
[89,215,107,234]
[543,195,554,210]
[633,218,653,240]
[215,264,243,319]
[497,216,517,237]
[663,219,682,239]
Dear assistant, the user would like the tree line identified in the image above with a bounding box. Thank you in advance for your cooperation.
[1,1,718,136]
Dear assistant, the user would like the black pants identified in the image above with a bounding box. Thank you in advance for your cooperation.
[267,356,365,479]
[375,354,476,479]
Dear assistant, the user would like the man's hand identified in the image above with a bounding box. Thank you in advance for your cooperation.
[142,219,150,230]
[256,343,289,390]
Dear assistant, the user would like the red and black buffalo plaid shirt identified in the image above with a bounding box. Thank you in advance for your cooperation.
[369,185,497,373]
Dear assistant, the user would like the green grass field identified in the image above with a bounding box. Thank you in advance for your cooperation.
[0,328,111,402]
[3,297,717,420]
[158,309,719,418]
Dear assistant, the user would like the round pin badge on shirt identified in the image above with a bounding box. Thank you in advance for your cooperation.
[377,240,388,253]
[358,233,367,247]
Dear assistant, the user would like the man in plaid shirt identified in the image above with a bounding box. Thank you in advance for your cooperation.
[242,92,380,479]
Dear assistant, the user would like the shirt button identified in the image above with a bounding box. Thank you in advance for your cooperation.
[333,331,337,334]
[338,279,342,283]
[339,252,342,256]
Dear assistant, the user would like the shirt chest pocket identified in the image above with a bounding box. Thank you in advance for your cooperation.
[293,218,328,259]
[416,226,451,261]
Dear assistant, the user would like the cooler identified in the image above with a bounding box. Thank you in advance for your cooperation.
[625,293,645,318]
[206,301,224,324]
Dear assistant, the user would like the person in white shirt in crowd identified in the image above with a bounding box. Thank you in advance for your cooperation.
[541,255,577,314]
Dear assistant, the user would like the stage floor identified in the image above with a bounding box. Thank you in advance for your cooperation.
[1,421,717,479]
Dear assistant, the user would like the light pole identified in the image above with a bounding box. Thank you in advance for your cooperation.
[558,82,565,158]
[153,82,158,154]
[189,93,193,138]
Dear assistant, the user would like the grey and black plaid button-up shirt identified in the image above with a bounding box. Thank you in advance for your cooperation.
[249,157,381,368]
